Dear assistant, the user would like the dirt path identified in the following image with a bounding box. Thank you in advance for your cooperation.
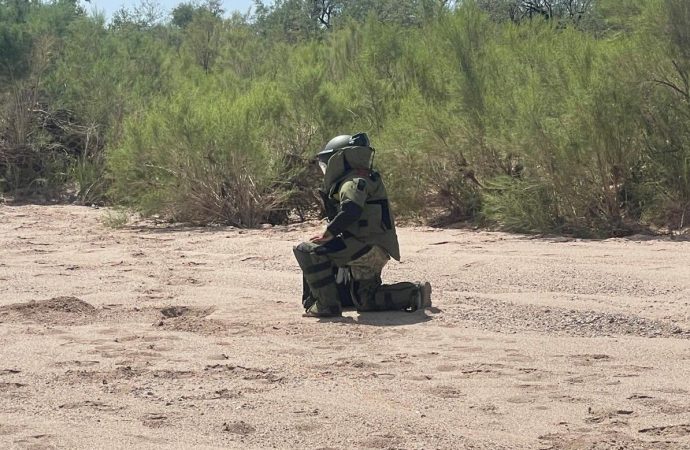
[1,205,689,449]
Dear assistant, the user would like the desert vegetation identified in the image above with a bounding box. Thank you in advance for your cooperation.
[1,0,689,235]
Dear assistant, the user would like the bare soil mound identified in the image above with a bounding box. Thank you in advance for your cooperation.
[155,305,225,335]
[0,296,96,325]
[159,305,213,319]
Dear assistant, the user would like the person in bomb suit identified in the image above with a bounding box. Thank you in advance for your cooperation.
[294,133,432,318]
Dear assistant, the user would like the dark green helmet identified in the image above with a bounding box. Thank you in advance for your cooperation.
[316,133,370,171]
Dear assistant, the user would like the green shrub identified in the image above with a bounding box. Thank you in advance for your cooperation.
[481,176,561,234]
[4,0,690,235]
[108,79,294,226]
[101,208,130,229]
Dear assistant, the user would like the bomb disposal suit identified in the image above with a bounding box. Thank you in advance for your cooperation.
[293,133,431,317]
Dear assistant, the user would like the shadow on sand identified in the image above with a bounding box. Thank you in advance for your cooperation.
[315,307,442,326]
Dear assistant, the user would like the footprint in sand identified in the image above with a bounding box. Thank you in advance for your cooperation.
[564,373,605,385]
[610,364,654,379]
[13,433,56,449]
[502,350,533,363]
[0,382,27,391]
[570,354,613,366]
[54,360,100,368]
[457,363,507,377]
[469,403,502,415]
[358,434,402,449]
[153,305,228,335]
[549,394,589,404]
[639,423,690,437]
[141,413,170,428]
[515,367,550,382]
[450,345,482,353]
[294,423,320,432]
[222,421,255,435]
[333,358,380,370]
[585,407,634,425]
[630,396,690,415]
[89,344,124,359]
[58,400,121,412]
[0,423,25,436]
[506,394,537,404]
[150,369,195,380]
[427,385,465,399]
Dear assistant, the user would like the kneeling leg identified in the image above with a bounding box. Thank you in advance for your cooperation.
[354,279,419,312]
[293,242,341,313]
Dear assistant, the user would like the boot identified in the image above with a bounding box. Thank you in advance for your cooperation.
[414,282,432,311]
[303,302,342,318]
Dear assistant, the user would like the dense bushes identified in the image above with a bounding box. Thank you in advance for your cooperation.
[1,0,689,235]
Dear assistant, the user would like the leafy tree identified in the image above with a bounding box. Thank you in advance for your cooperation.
[182,9,223,73]
[253,0,325,42]
[251,0,452,41]
[171,0,224,28]
[0,0,85,196]
[171,2,195,28]
[1,0,689,234]
[633,0,690,228]
[477,0,595,24]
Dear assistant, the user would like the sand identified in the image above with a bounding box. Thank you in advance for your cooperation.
[0,204,689,449]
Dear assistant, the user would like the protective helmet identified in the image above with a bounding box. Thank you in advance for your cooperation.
[316,133,370,173]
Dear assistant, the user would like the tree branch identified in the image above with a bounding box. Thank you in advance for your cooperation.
[653,77,690,102]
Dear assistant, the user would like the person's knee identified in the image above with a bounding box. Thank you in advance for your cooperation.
[294,242,317,271]
[294,241,318,254]
[351,277,380,311]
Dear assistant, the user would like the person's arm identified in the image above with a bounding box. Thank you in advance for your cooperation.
[311,178,368,244]
[318,190,338,221]
[326,178,367,236]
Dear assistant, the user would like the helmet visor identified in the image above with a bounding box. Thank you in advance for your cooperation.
[316,150,333,175]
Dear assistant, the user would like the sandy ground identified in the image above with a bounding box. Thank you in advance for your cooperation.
[0,205,689,450]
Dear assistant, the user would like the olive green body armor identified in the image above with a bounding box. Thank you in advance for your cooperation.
[322,145,400,262]
[294,145,420,314]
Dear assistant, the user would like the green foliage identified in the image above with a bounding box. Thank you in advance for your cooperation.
[108,80,294,226]
[171,3,194,28]
[631,0,690,229]
[477,0,596,25]
[101,207,130,228]
[2,0,690,234]
[482,176,560,233]
[0,0,85,196]
[253,0,326,42]
[181,9,223,73]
